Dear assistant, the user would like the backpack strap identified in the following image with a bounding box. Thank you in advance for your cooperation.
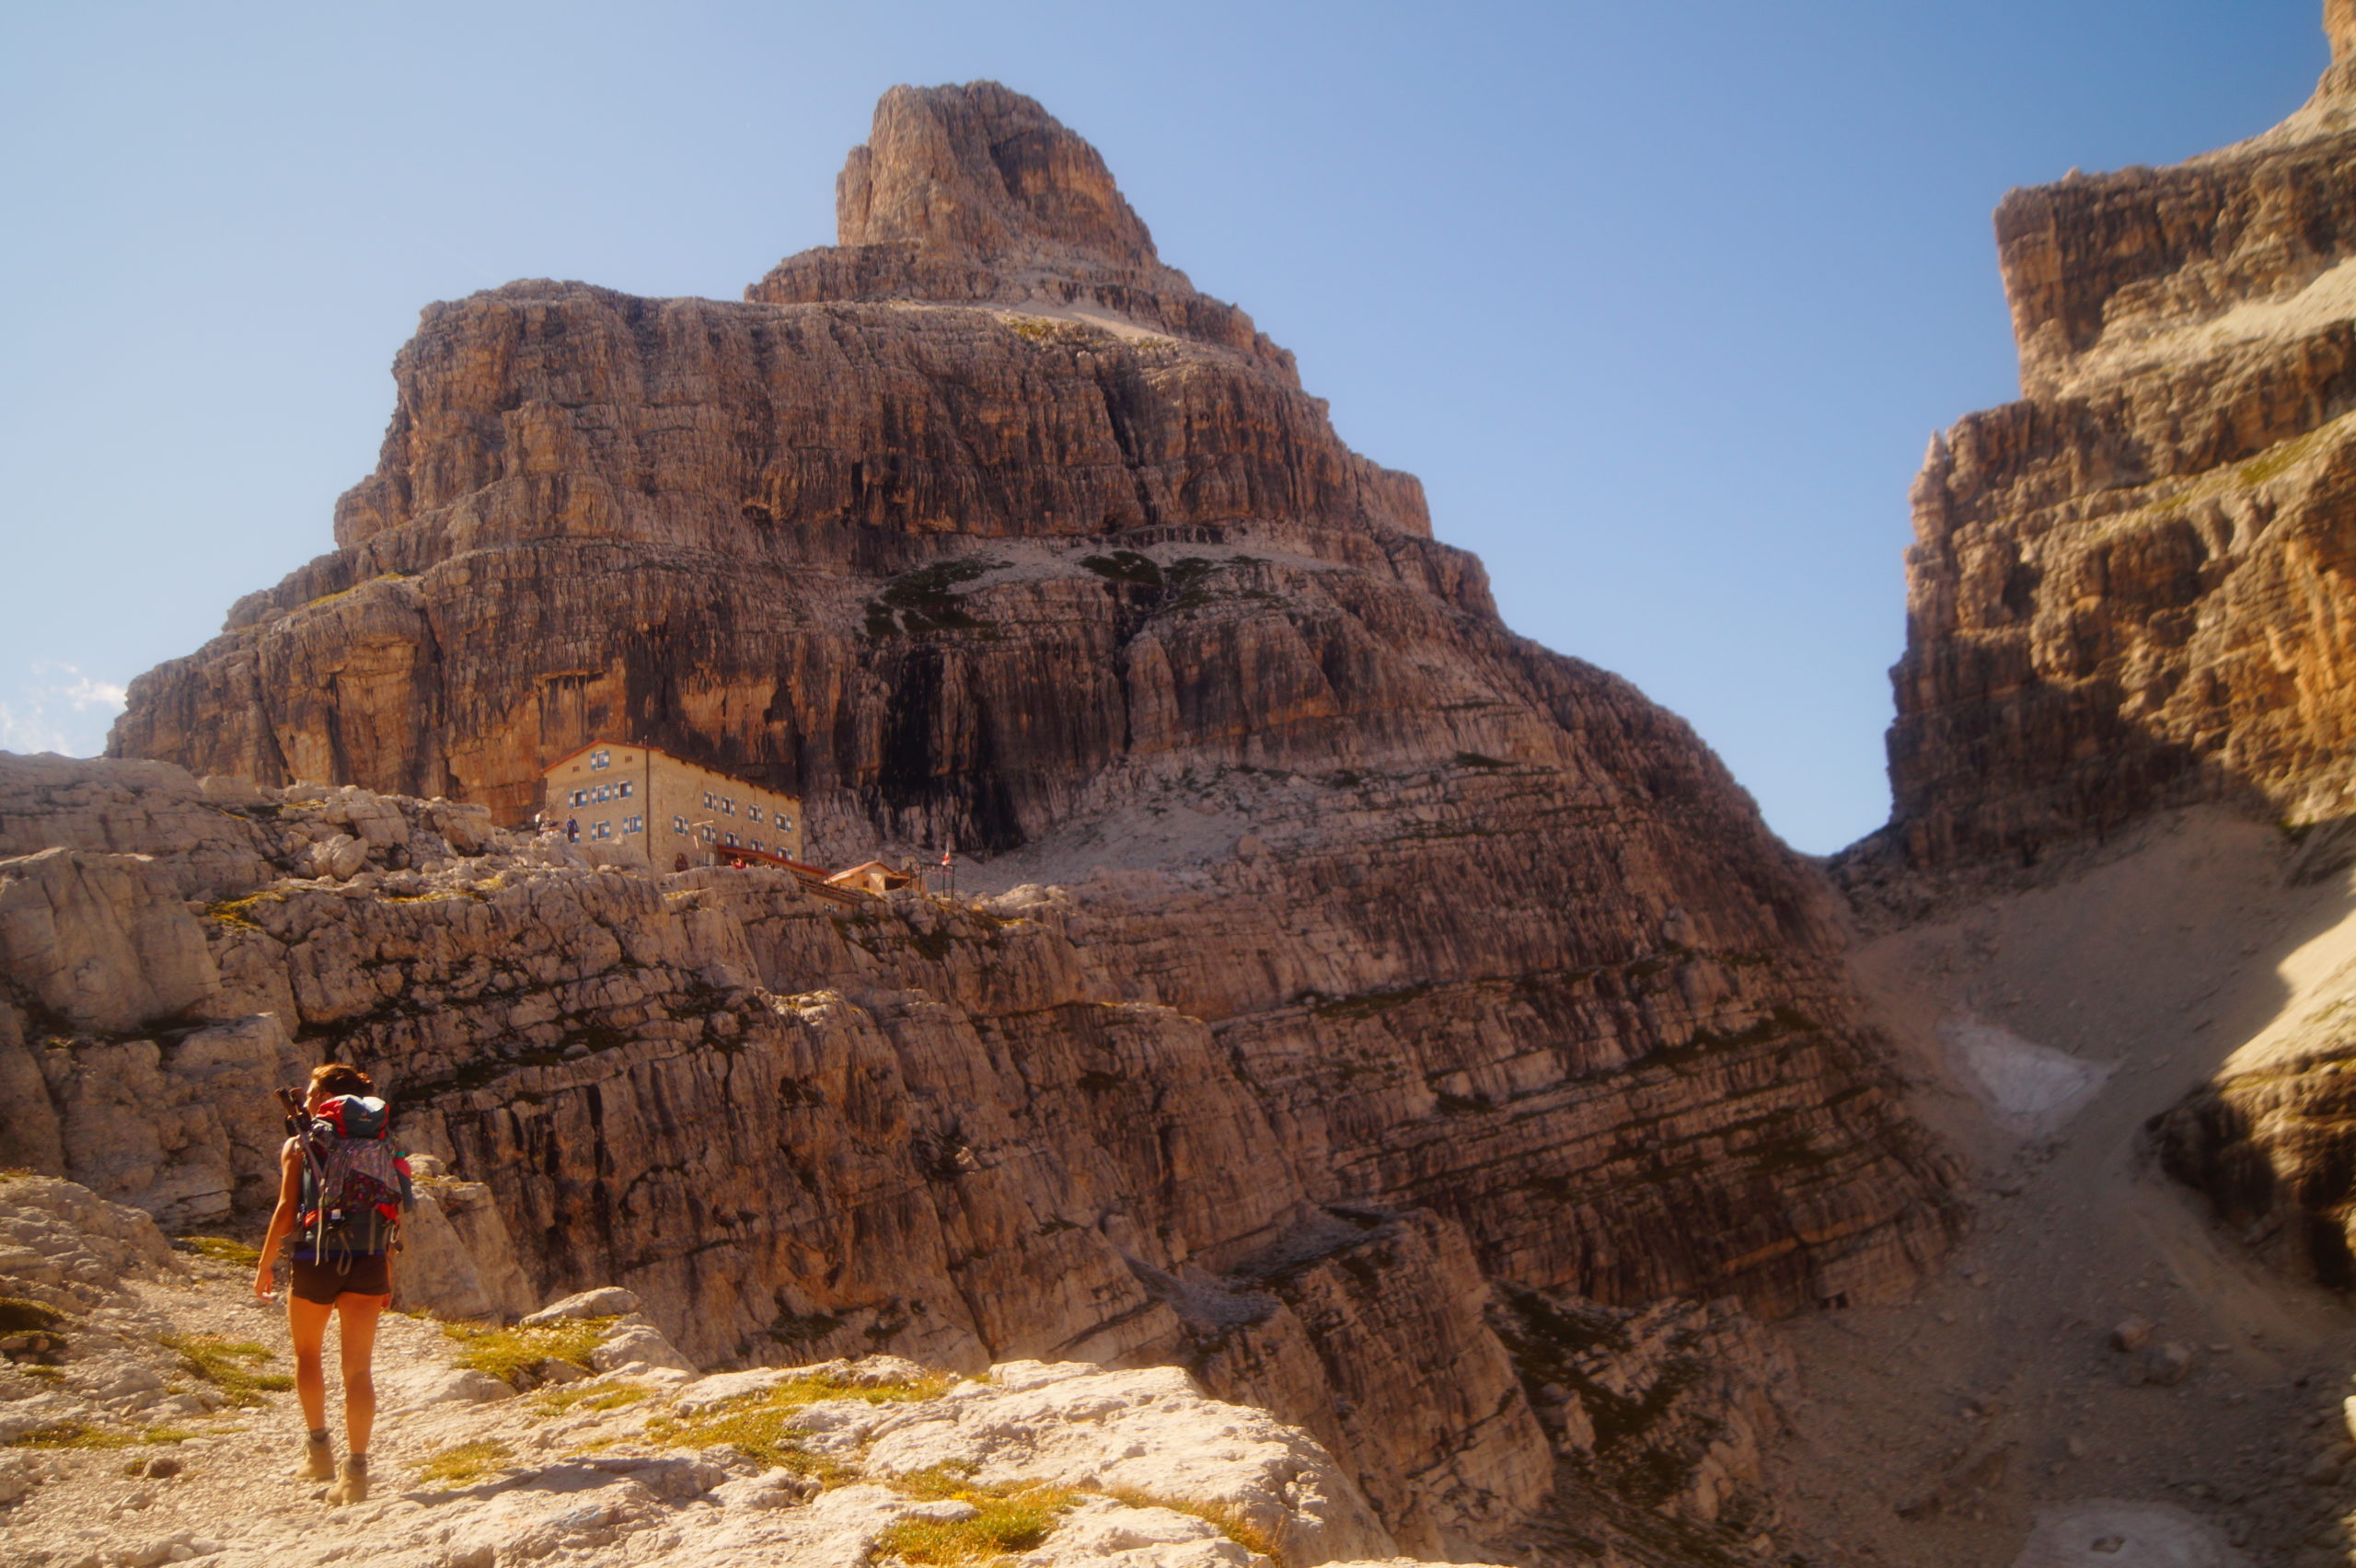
[291,1123,332,1256]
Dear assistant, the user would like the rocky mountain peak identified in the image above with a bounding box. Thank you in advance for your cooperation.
[2217,0,2356,148]
[749,83,1293,373]
[837,81,1158,271]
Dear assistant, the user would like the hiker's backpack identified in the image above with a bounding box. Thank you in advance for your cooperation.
[296,1094,413,1260]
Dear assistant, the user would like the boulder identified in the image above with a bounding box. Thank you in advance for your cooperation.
[522,1286,641,1326]
[591,1320,696,1375]
[0,1174,182,1309]
[2137,1343,2196,1388]
[307,834,367,880]
[397,1180,536,1321]
[0,849,216,1033]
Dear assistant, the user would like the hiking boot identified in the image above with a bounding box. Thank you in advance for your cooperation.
[301,1432,334,1481]
[326,1454,368,1505]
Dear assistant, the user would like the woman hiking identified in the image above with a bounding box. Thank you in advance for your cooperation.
[253,1063,412,1505]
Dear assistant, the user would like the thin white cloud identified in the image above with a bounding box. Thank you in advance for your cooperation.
[0,663,128,757]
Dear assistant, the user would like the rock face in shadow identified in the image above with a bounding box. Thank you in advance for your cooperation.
[2149,857,2356,1293]
[1869,13,2356,876]
[87,81,1959,1558]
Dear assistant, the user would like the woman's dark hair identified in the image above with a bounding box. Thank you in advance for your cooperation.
[309,1062,375,1099]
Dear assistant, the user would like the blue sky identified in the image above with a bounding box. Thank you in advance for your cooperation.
[0,1,2327,853]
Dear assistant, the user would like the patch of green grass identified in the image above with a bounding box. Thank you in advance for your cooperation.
[173,1235,263,1268]
[9,1421,191,1451]
[645,1401,848,1478]
[1103,1487,1285,1566]
[1308,983,1436,1021]
[863,557,1002,637]
[1004,316,1068,345]
[2237,426,2330,487]
[0,1297,66,1334]
[416,1438,514,1487]
[6,1422,122,1449]
[298,571,415,613]
[162,1334,293,1406]
[529,1378,651,1419]
[645,1368,951,1475]
[442,1316,615,1386]
[1080,550,1163,588]
[201,892,284,931]
[873,1481,1078,1563]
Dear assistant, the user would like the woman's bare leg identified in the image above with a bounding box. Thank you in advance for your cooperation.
[286,1295,333,1435]
[333,1293,387,1456]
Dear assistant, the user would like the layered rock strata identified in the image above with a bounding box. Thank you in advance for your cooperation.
[89,80,1960,1554]
[7,754,1797,1562]
[1868,7,2356,874]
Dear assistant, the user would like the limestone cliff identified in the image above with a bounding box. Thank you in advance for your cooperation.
[6,755,1807,1564]
[1865,8,2356,876]
[86,81,1960,1557]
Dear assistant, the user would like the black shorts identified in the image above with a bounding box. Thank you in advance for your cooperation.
[290,1253,390,1304]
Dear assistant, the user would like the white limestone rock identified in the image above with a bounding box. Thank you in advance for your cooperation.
[522,1286,642,1325]
[0,1174,182,1310]
[398,1179,536,1321]
[0,848,217,1033]
[862,1361,1396,1568]
[593,1319,698,1375]
[377,1364,514,1410]
[8,1013,309,1228]
[710,1466,818,1510]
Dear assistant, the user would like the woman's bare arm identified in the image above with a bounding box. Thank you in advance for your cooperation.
[252,1138,302,1300]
